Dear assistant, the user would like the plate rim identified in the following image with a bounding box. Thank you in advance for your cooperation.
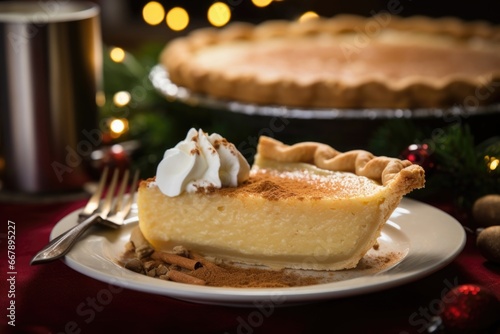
[52,197,466,307]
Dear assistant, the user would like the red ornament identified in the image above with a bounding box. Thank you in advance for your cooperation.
[400,143,435,172]
[439,284,500,333]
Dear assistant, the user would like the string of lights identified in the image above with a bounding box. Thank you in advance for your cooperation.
[140,0,319,31]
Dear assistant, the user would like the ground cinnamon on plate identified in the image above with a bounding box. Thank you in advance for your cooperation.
[188,254,320,287]
[121,245,321,287]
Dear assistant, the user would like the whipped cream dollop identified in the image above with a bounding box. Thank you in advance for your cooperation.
[156,128,250,197]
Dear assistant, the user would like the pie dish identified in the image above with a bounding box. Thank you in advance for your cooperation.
[160,14,500,109]
[138,131,425,271]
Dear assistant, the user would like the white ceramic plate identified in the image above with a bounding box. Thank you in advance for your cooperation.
[51,197,466,307]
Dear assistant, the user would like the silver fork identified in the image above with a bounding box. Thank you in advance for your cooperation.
[30,167,140,265]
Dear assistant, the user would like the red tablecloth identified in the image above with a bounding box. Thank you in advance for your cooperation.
[0,196,498,334]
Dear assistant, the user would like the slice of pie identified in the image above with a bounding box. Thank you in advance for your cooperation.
[138,129,425,271]
[160,14,500,108]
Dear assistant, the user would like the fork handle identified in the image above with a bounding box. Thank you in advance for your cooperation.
[30,214,102,265]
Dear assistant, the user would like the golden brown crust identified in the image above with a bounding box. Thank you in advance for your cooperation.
[161,14,500,109]
[256,136,425,190]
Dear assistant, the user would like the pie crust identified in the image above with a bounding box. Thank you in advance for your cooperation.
[160,14,500,108]
[138,136,425,271]
[256,136,425,189]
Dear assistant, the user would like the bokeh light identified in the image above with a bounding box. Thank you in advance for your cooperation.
[491,159,499,170]
[208,2,231,27]
[166,7,189,31]
[486,155,499,171]
[142,1,165,26]
[113,91,131,107]
[298,11,319,23]
[252,0,273,8]
[95,91,106,107]
[110,118,128,135]
[110,47,126,63]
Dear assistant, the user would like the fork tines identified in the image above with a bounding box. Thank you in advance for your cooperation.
[78,167,139,225]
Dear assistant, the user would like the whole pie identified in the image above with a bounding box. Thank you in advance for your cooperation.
[160,14,500,109]
[138,129,425,271]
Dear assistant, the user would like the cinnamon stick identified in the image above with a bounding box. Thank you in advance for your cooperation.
[130,226,154,259]
[151,251,202,270]
[166,269,206,285]
[191,252,224,271]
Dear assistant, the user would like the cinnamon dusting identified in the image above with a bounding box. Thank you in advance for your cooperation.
[246,179,294,201]
[142,161,384,200]
[205,166,385,200]
[215,171,321,200]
